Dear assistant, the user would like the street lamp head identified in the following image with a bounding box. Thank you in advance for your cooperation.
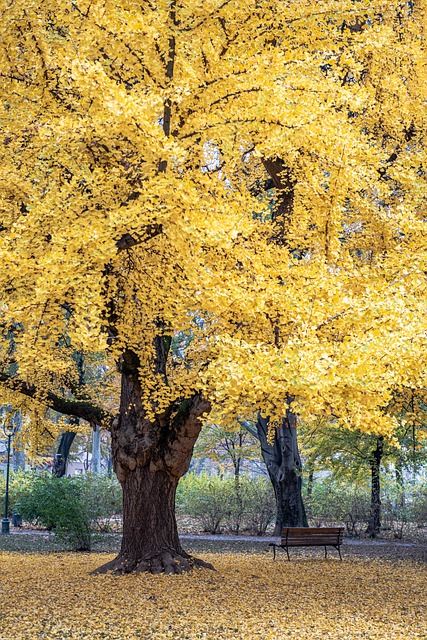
[2,420,16,439]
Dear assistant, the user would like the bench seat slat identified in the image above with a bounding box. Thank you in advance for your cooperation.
[281,535,342,542]
[283,528,342,534]
[285,532,342,536]
[285,540,339,546]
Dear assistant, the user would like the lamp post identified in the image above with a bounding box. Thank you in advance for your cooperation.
[2,421,16,534]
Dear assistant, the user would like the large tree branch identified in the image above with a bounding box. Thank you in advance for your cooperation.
[116,224,163,251]
[0,373,113,426]
[262,158,295,244]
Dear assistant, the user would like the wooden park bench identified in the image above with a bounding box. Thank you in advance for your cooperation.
[269,527,344,561]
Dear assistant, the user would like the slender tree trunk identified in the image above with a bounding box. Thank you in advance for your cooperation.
[306,467,314,520]
[232,450,244,535]
[307,469,314,499]
[257,410,308,535]
[366,436,383,537]
[93,349,213,575]
[53,429,77,477]
[91,425,101,474]
[107,453,113,477]
[395,456,405,509]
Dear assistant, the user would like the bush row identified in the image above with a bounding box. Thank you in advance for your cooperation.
[177,473,276,535]
[2,470,427,549]
[304,477,427,538]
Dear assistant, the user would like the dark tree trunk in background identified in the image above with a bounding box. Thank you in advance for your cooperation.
[93,349,213,575]
[366,436,383,537]
[257,410,308,535]
[53,429,77,477]
[256,161,307,533]
[306,467,314,519]
[395,455,405,509]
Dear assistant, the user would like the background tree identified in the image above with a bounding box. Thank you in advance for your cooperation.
[207,3,427,467]
[11,412,25,472]
[53,429,77,478]
[210,3,427,531]
[193,422,262,534]
[301,408,427,537]
[193,423,261,481]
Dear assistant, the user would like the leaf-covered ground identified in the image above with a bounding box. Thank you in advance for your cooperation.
[0,551,426,639]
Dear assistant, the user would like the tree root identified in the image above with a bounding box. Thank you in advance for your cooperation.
[91,550,215,575]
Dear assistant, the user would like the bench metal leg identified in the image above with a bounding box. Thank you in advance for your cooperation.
[272,541,343,561]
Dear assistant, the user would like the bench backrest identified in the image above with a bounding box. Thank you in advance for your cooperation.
[280,527,344,547]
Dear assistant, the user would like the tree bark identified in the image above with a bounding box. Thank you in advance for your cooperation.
[257,411,308,535]
[262,158,295,245]
[53,429,77,477]
[92,349,213,574]
[366,436,383,537]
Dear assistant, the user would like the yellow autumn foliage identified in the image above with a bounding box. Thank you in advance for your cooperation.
[0,1,426,443]
[0,552,426,639]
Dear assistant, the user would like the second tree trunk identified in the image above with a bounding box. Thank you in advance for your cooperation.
[257,411,308,535]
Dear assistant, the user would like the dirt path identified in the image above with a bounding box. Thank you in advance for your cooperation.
[6,528,427,562]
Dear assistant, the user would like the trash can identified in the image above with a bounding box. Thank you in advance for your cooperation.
[12,505,22,527]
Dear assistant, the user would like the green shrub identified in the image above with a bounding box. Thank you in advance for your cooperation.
[177,473,233,533]
[242,477,276,535]
[380,477,427,538]
[304,474,427,538]
[14,472,122,550]
[381,476,413,539]
[411,481,427,525]
[304,477,370,535]
[19,475,92,551]
[177,473,275,534]
[79,474,122,532]
[0,469,38,517]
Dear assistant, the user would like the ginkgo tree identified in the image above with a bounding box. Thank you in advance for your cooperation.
[232,2,427,533]
[1,0,426,575]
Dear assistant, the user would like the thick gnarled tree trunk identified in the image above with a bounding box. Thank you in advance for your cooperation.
[257,411,308,535]
[93,349,213,575]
